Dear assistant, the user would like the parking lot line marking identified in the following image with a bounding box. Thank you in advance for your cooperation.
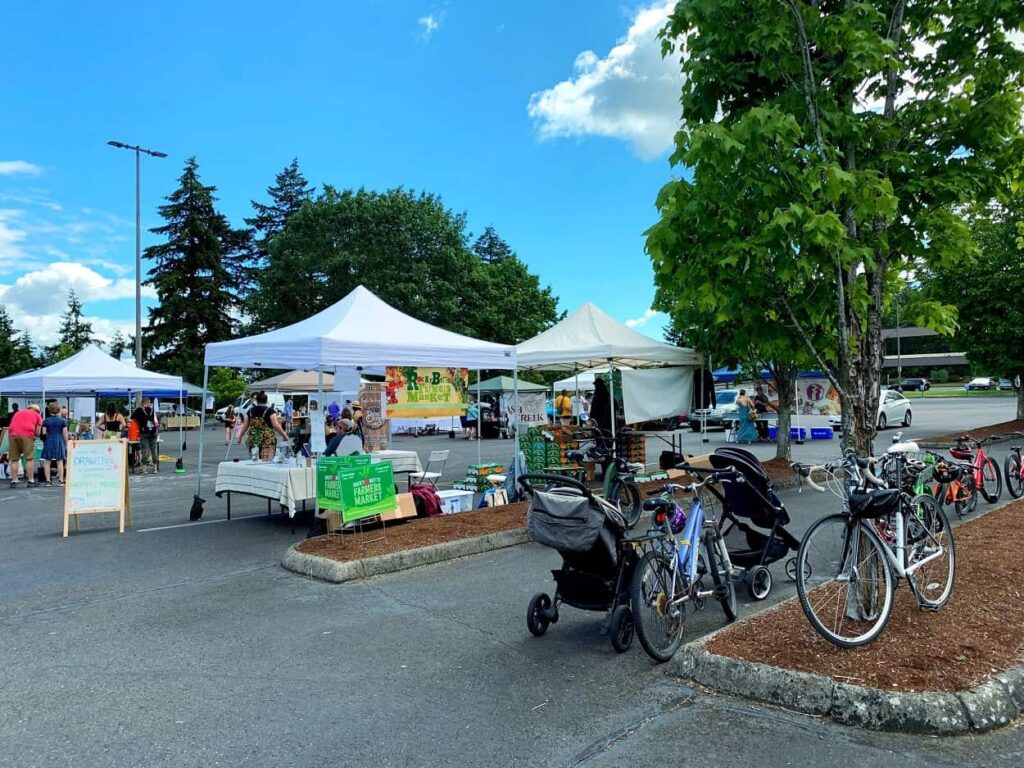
[137,513,265,532]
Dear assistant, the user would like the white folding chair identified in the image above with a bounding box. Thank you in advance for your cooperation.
[408,449,449,490]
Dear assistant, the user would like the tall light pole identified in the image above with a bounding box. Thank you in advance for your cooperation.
[107,141,167,367]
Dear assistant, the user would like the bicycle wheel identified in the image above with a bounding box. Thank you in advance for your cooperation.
[1006,452,1024,499]
[629,550,686,662]
[955,475,978,517]
[703,528,738,621]
[796,514,894,648]
[905,495,955,609]
[609,479,643,528]
[978,456,1002,503]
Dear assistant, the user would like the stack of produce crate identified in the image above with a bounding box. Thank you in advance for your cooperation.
[453,462,505,492]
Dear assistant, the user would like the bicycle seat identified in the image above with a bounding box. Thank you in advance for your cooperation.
[949,448,974,461]
[564,449,585,463]
[642,497,674,512]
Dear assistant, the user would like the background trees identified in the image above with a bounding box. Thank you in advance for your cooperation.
[41,290,95,364]
[924,194,1024,419]
[0,306,37,377]
[142,157,250,385]
[650,0,1024,452]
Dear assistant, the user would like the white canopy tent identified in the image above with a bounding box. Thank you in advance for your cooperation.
[552,365,632,393]
[0,345,187,459]
[515,303,701,441]
[194,286,516,506]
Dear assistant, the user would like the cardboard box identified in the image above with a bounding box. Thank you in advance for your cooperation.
[381,493,417,522]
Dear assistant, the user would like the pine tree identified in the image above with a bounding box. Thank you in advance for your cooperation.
[472,226,513,264]
[143,157,249,383]
[0,306,36,376]
[245,158,314,268]
[43,290,95,362]
[107,330,130,360]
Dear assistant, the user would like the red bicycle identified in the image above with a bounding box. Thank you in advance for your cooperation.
[950,436,1002,504]
[1005,431,1024,499]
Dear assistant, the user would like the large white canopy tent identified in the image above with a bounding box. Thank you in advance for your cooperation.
[194,286,517,507]
[515,303,702,441]
[0,345,187,459]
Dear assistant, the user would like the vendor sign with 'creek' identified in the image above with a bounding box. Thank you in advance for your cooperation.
[385,367,468,418]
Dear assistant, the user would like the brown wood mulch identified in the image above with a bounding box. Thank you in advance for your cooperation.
[706,499,1024,693]
[924,419,1024,446]
[296,502,528,563]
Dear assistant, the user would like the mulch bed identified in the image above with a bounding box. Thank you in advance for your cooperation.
[924,419,1024,446]
[762,457,796,485]
[705,499,1024,693]
[296,502,528,563]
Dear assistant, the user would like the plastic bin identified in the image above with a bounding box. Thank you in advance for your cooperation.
[810,427,834,440]
[437,489,474,514]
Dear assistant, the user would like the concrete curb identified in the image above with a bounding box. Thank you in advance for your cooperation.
[281,527,530,583]
[668,599,1024,735]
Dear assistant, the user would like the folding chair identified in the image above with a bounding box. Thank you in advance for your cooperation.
[408,449,449,490]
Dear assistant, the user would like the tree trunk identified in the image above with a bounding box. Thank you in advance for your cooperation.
[774,367,798,461]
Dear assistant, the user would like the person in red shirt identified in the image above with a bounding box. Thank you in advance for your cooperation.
[8,403,42,487]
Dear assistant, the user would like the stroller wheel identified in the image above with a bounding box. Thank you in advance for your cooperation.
[747,566,772,601]
[785,557,810,582]
[609,604,634,653]
[527,592,553,637]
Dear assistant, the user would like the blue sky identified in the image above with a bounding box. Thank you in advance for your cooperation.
[0,1,683,349]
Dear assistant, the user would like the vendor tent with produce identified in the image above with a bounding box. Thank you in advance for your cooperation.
[194,285,517,516]
[515,303,702,439]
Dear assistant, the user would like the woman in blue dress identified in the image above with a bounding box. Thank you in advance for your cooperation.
[735,389,759,445]
[41,402,69,485]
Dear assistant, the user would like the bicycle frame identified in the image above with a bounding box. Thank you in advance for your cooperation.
[953,436,992,489]
[652,490,716,610]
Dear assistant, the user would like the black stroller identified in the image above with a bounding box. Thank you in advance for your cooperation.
[518,473,638,652]
[706,447,800,600]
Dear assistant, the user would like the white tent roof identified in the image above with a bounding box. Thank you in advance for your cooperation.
[516,303,702,371]
[0,345,184,395]
[205,286,516,370]
[254,370,336,392]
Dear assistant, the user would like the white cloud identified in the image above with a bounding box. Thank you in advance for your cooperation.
[0,160,42,176]
[624,308,658,329]
[418,13,441,41]
[527,2,682,159]
[0,208,29,259]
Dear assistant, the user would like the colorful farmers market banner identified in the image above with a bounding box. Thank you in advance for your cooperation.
[796,378,842,418]
[317,455,395,522]
[386,367,469,418]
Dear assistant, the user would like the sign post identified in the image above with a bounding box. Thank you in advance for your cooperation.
[63,439,132,537]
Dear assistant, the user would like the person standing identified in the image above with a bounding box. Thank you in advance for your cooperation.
[555,390,572,425]
[283,399,294,433]
[131,398,160,473]
[223,404,236,445]
[753,385,774,441]
[41,402,68,486]
[101,403,126,439]
[735,389,759,444]
[0,402,18,429]
[465,398,479,440]
[8,403,42,488]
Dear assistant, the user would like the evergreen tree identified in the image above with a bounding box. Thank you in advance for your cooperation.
[245,158,314,267]
[107,330,130,360]
[472,226,513,264]
[44,290,95,362]
[143,157,249,384]
[0,306,36,376]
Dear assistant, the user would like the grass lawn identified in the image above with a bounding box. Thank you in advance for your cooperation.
[899,386,1017,399]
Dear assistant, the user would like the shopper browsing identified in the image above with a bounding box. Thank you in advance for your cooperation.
[41,402,69,486]
[131,398,160,473]
[8,404,43,487]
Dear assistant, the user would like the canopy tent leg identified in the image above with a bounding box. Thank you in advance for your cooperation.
[476,369,481,465]
[178,389,184,457]
[190,365,209,521]
[607,358,616,448]
[512,368,519,440]
[701,357,710,444]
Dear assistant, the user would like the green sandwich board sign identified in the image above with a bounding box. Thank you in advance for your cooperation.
[317,455,396,523]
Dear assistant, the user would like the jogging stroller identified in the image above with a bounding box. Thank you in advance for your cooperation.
[706,446,799,601]
[518,473,638,652]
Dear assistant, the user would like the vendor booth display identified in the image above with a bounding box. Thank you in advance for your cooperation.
[516,426,582,475]
[196,286,516,521]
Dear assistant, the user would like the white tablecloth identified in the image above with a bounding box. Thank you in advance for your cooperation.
[215,460,315,518]
[369,450,423,474]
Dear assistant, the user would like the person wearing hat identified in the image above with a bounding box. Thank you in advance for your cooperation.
[8,403,42,488]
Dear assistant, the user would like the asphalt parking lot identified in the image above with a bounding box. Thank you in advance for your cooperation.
[1,397,1021,767]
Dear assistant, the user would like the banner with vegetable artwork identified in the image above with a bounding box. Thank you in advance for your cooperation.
[796,378,842,417]
[385,367,469,418]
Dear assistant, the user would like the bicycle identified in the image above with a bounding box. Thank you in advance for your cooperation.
[791,454,955,648]
[925,450,978,519]
[1003,431,1024,499]
[567,428,643,527]
[628,468,738,662]
[950,435,1002,504]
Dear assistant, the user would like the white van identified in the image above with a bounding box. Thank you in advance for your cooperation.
[215,393,286,423]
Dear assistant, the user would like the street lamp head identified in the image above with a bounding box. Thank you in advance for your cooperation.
[149,151,168,158]
[107,140,127,148]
